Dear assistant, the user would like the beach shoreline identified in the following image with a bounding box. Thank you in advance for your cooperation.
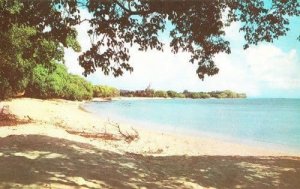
[91,96,173,102]
[1,97,299,157]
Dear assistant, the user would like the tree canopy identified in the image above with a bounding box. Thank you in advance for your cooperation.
[0,0,299,99]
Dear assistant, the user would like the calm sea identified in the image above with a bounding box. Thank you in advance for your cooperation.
[84,98,300,151]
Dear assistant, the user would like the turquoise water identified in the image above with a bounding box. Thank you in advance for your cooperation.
[84,99,300,151]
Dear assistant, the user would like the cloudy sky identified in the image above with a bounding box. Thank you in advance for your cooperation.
[64,9,300,98]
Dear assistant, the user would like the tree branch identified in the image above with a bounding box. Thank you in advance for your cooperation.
[113,0,151,16]
[78,18,89,24]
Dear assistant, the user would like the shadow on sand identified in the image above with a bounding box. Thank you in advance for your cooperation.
[0,135,299,188]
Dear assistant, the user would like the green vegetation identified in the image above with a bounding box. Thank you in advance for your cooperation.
[120,88,246,99]
[167,91,185,98]
[0,0,80,100]
[63,75,93,101]
[0,24,39,99]
[120,89,155,98]
[185,90,247,99]
[154,90,168,98]
[209,90,247,99]
[26,63,93,101]
[93,85,120,98]
[185,92,211,99]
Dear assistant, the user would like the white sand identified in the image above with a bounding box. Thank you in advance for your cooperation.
[1,98,299,156]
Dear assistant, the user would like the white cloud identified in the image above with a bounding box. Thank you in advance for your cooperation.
[86,47,194,91]
[244,44,300,90]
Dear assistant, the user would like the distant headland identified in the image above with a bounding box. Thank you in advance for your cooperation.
[94,85,246,99]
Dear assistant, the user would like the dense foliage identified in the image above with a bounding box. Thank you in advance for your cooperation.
[120,88,246,99]
[184,90,246,99]
[154,90,168,98]
[63,75,93,101]
[26,63,93,100]
[93,85,120,98]
[167,91,186,98]
[0,0,80,100]
[0,24,38,99]
[120,89,154,97]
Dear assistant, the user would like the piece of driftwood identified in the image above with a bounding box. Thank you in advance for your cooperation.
[66,130,120,141]
[65,121,139,143]
[110,121,139,143]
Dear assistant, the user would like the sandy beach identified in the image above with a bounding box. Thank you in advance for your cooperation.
[1,98,300,188]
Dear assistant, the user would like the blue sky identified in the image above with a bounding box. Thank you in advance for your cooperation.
[64,5,300,98]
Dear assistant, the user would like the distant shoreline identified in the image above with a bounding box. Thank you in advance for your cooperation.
[91,96,248,102]
[91,97,172,102]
